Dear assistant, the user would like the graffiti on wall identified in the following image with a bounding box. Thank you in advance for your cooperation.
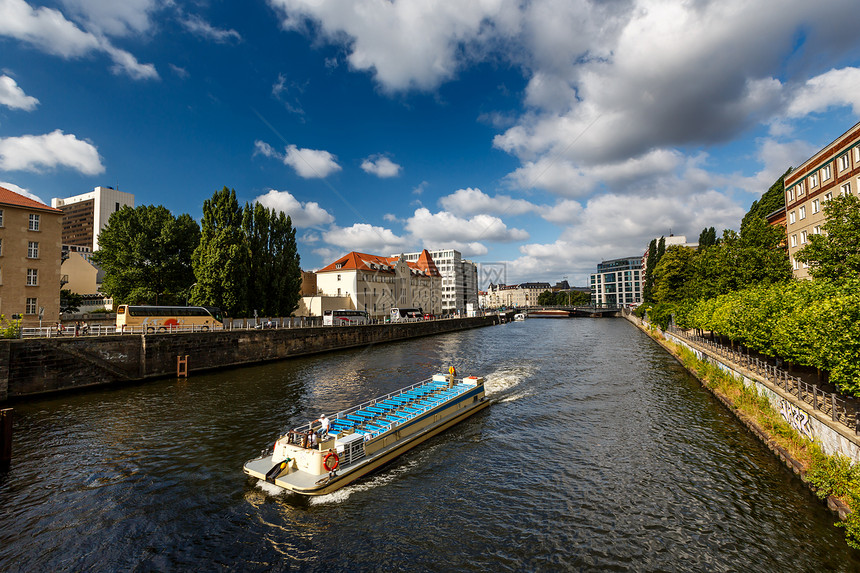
[780,399,813,439]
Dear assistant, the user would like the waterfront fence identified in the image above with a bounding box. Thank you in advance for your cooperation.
[667,325,860,436]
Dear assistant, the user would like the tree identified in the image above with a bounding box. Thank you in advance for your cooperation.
[741,167,791,233]
[698,227,717,248]
[191,187,249,316]
[60,289,83,313]
[651,245,697,303]
[796,194,860,281]
[642,238,659,303]
[92,205,200,305]
[243,202,302,316]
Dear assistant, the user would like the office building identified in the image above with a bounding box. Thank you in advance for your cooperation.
[51,186,135,252]
[590,257,643,307]
[396,249,477,315]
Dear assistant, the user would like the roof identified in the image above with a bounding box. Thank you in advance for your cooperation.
[0,186,63,213]
[318,251,441,277]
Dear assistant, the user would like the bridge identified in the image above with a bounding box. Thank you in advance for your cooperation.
[510,305,623,318]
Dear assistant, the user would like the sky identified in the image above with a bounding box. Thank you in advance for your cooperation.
[2,0,860,288]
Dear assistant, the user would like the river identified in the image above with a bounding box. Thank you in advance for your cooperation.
[1,318,858,571]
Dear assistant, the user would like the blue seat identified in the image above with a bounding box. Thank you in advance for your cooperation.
[355,410,376,418]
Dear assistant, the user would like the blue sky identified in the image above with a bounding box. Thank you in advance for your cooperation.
[2,0,860,287]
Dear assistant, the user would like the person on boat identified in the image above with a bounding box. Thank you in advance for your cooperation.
[307,429,317,449]
[448,365,456,388]
[318,414,330,439]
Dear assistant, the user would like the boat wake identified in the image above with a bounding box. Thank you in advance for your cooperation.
[309,454,431,505]
[484,364,535,403]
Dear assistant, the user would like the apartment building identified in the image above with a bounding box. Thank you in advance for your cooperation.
[0,186,63,325]
[396,249,478,315]
[784,121,860,279]
[316,250,442,319]
[51,186,135,252]
[590,257,643,307]
[484,282,551,308]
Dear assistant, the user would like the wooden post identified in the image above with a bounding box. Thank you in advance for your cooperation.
[1,408,11,470]
[177,355,189,378]
[832,393,838,422]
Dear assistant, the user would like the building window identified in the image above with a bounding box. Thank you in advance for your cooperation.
[855,147,860,163]
[27,268,38,286]
[115,202,120,212]
[799,206,806,220]
[790,234,797,247]
[810,173,818,187]
[793,257,799,270]
[801,230,807,244]
[841,182,851,196]
[26,298,37,315]
[813,225,821,235]
[28,213,40,231]
[821,164,832,181]
[839,154,851,171]
[27,241,39,258]
[337,274,341,281]
[812,199,820,214]
[0,209,3,227]
[789,211,796,224]
[0,238,2,256]
[825,192,833,202]
[787,187,795,202]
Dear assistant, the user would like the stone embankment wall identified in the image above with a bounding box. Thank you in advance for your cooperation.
[0,317,498,401]
[625,313,860,463]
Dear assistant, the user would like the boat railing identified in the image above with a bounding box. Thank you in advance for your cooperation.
[289,376,468,438]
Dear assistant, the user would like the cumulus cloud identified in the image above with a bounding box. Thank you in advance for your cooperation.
[283,144,341,178]
[361,155,402,178]
[268,0,516,92]
[785,67,860,118]
[0,0,158,80]
[0,130,104,175]
[181,14,241,43]
[0,180,46,204]
[59,0,158,37]
[254,189,335,228]
[0,75,38,111]
[438,187,537,217]
[323,223,411,254]
[405,207,529,249]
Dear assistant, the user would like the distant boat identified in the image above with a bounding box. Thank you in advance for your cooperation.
[514,313,526,321]
[243,374,489,495]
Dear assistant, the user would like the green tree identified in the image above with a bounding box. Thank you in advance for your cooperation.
[243,202,302,316]
[698,227,717,248]
[741,167,791,233]
[652,245,697,303]
[796,194,860,281]
[60,289,83,313]
[191,187,249,316]
[642,238,660,303]
[92,205,200,305]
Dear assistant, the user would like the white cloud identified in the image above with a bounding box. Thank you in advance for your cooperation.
[181,14,241,43]
[253,140,279,159]
[283,144,341,178]
[438,187,537,216]
[0,0,157,80]
[361,155,402,178]
[405,207,529,254]
[0,130,104,175]
[785,67,860,118]
[323,223,411,254]
[268,0,517,92]
[0,75,38,111]
[254,189,335,228]
[0,180,46,204]
[59,0,158,37]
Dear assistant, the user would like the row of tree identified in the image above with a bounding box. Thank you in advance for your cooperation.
[536,290,592,306]
[92,187,302,318]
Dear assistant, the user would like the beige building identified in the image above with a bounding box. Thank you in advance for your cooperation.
[396,249,478,315]
[0,186,63,326]
[484,282,551,308]
[315,250,442,319]
[785,121,860,279]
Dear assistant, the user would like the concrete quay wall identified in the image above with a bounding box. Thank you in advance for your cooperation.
[0,317,498,401]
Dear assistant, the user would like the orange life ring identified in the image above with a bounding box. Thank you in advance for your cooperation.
[323,451,339,471]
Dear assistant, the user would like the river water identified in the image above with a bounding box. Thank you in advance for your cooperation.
[1,318,858,571]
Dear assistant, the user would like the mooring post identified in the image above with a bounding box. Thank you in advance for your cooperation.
[1,408,11,470]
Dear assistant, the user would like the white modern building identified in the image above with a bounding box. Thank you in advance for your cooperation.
[590,257,643,307]
[51,186,135,252]
[396,249,478,315]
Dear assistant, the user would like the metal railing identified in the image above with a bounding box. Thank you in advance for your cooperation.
[667,325,860,435]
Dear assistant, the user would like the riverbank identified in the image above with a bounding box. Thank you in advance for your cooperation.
[624,312,858,542]
[0,315,501,401]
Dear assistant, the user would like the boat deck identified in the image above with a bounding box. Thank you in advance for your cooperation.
[303,377,478,440]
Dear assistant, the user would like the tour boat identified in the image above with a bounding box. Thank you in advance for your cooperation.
[243,373,489,495]
[514,313,526,321]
